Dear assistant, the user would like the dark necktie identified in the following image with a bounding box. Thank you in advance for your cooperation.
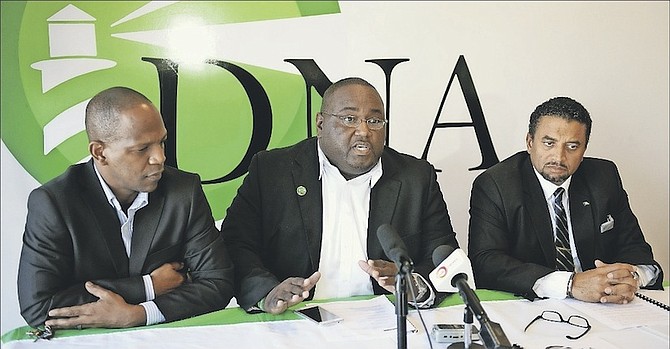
[552,187,574,271]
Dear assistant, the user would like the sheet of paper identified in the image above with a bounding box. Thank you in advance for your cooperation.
[637,288,670,307]
[562,288,669,331]
[460,297,669,349]
[301,296,417,342]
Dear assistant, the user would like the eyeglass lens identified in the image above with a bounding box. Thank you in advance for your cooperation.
[525,310,591,340]
[322,112,386,130]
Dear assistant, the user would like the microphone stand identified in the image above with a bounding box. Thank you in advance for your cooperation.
[394,266,409,349]
[453,278,514,349]
[448,307,484,349]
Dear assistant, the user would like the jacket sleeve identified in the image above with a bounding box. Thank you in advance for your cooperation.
[591,161,664,289]
[18,188,145,328]
[413,162,459,279]
[151,175,235,321]
[220,153,280,310]
[468,172,554,299]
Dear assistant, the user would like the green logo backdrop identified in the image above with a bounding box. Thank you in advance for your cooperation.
[1,1,340,219]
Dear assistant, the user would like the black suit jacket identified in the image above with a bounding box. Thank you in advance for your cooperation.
[18,160,234,327]
[468,151,663,299]
[221,137,458,310]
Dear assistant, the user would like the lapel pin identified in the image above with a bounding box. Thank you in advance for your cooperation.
[582,201,590,206]
[296,186,307,196]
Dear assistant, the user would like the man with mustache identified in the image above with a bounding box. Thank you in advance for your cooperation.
[468,96,663,303]
[222,77,459,314]
[18,87,234,329]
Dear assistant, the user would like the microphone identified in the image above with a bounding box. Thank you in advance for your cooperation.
[429,245,513,349]
[377,224,414,349]
[429,245,476,293]
[376,224,414,274]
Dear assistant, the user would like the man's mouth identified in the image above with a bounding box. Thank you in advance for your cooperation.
[352,142,371,154]
[146,170,163,180]
[546,162,566,170]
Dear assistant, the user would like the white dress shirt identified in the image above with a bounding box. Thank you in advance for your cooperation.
[94,165,165,325]
[312,143,436,307]
[531,170,658,298]
[313,142,382,299]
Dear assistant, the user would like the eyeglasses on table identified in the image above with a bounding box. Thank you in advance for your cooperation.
[524,310,591,340]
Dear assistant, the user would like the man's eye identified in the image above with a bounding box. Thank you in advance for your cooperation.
[567,144,579,150]
[543,141,554,147]
[342,115,357,123]
[368,119,383,125]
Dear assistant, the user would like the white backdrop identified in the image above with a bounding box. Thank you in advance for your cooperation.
[2,1,668,334]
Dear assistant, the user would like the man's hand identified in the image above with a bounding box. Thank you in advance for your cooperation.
[45,282,146,329]
[151,262,186,296]
[263,272,321,315]
[358,259,397,293]
[571,259,638,304]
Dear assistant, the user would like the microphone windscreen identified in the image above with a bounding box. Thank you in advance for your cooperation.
[432,245,456,267]
[376,224,409,263]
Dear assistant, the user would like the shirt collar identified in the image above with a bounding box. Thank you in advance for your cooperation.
[94,164,149,211]
[533,167,572,201]
[317,140,383,187]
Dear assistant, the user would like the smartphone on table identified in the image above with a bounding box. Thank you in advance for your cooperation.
[295,305,343,325]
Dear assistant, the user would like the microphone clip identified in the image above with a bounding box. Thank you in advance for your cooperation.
[397,257,414,275]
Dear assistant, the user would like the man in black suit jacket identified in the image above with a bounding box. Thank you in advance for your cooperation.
[468,96,662,304]
[18,87,234,329]
[221,77,458,313]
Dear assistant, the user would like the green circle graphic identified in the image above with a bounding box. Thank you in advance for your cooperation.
[1,1,340,220]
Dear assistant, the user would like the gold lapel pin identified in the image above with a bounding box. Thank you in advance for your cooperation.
[296,186,307,196]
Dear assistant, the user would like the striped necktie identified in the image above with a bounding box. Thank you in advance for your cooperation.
[552,187,574,271]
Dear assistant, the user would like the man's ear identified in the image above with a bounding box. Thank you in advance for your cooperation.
[89,141,106,164]
[525,133,533,152]
[315,112,324,136]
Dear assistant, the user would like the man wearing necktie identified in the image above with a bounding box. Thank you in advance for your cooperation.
[468,96,663,304]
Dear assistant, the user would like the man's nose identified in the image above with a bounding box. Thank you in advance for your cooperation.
[149,146,166,165]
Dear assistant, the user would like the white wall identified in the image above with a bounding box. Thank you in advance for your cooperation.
[2,1,668,334]
[1,143,40,334]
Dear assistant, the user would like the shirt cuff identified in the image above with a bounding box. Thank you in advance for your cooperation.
[143,274,156,301]
[532,271,572,299]
[636,265,660,287]
[140,301,166,326]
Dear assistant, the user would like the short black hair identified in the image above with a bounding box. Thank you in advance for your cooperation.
[529,96,592,144]
[85,86,153,142]
[320,77,380,113]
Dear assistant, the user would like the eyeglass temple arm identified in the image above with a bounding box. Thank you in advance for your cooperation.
[523,316,541,332]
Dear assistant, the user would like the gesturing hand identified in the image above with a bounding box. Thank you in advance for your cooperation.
[45,282,146,329]
[358,259,398,293]
[151,262,186,296]
[263,272,321,315]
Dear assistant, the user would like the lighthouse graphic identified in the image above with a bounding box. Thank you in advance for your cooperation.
[31,4,116,157]
[31,4,116,94]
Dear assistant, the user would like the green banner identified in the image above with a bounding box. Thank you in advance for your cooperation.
[1,1,340,219]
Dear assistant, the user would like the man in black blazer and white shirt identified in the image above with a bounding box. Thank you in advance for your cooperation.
[468,96,662,304]
[18,87,234,329]
[222,77,459,314]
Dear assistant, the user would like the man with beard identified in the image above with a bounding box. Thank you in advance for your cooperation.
[222,77,458,314]
[468,96,662,304]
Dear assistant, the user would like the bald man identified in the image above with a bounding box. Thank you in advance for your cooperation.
[18,87,234,330]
